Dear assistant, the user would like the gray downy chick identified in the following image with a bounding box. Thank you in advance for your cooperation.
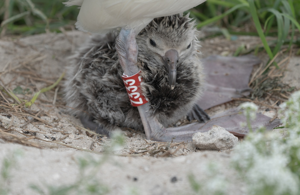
[64,14,209,137]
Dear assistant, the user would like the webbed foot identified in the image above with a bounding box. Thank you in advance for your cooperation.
[187,104,210,123]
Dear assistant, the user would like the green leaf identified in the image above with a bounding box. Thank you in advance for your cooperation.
[282,13,300,32]
[221,28,231,40]
[188,174,201,192]
[248,0,274,59]
[287,0,296,17]
[234,44,246,56]
[189,10,209,20]
[263,15,274,35]
[29,184,46,195]
[1,11,30,27]
[207,0,236,7]
[25,0,48,23]
[12,86,24,95]
[197,4,247,28]
[266,8,284,56]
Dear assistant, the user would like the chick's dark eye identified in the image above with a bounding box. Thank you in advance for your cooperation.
[187,43,191,49]
[149,39,157,47]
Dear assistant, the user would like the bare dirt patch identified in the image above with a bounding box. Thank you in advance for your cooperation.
[0,31,298,194]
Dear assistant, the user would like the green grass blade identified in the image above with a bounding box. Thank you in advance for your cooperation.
[189,10,209,21]
[282,0,293,16]
[207,1,218,16]
[238,0,248,5]
[287,0,296,17]
[221,28,231,40]
[282,15,290,40]
[8,0,15,18]
[289,24,295,50]
[266,8,284,56]
[197,4,247,28]
[248,0,274,59]
[262,0,281,36]
[1,11,30,27]
[254,0,261,10]
[263,15,274,33]
[207,0,236,7]
[234,44,246,56]
[25,0,48,23]
[232,10,248,26]
[282,13,300,32]
[283,0,296,51]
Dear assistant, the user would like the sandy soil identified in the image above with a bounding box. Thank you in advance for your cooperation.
[0,31,299,195]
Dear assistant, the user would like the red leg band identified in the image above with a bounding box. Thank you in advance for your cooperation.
[122,71,149,107]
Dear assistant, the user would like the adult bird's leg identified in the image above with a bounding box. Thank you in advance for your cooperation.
[116,29,208,142]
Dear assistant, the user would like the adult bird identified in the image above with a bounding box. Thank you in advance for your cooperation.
[64,0,206,35]
[65,0,209,142]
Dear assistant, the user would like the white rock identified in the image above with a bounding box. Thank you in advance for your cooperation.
[192,125,238,150]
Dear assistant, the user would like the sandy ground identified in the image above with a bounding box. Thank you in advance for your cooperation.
[0,31,299,195]
[1,143,241,195]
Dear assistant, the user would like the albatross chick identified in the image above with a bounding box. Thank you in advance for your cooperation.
[64,15,209,140]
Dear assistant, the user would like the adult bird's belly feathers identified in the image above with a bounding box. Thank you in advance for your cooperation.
[65,0,206,34]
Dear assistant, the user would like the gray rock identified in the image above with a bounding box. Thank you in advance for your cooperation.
[192,125,238,150]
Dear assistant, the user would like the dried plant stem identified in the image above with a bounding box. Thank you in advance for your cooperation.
[25,72,65,107]
[52,87,59,105]
[232,98,279,109]
[0,82,22,105]
[249,51,281,85]
[0,128,41,148]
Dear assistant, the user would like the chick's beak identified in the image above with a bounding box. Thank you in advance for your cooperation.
[164,49,179,90]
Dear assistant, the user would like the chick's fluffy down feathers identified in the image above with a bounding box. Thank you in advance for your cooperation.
[64,15,204,132]
[65,0,206,34]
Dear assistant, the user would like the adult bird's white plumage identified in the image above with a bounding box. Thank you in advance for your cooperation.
[65,0,206,34]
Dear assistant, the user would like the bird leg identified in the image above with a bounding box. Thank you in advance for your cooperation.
[116,29,209,142]
[187,104,210,123]
[116,29,163,140]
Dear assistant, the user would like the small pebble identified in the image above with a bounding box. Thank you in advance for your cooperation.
[171,176,178,183]
[144,166,149,172]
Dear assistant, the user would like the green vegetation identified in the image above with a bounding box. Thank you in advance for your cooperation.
[29,131,125,195]
[1,0,299,60]
[0,0,78,35]
[0,72,64,107]
[192,0,300,59]
[0,150,23,195]
[0,132,126,195]
[188,91,300,195]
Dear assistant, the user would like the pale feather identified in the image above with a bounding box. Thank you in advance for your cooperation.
[64,0,84,6]
[65,0,206,34]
